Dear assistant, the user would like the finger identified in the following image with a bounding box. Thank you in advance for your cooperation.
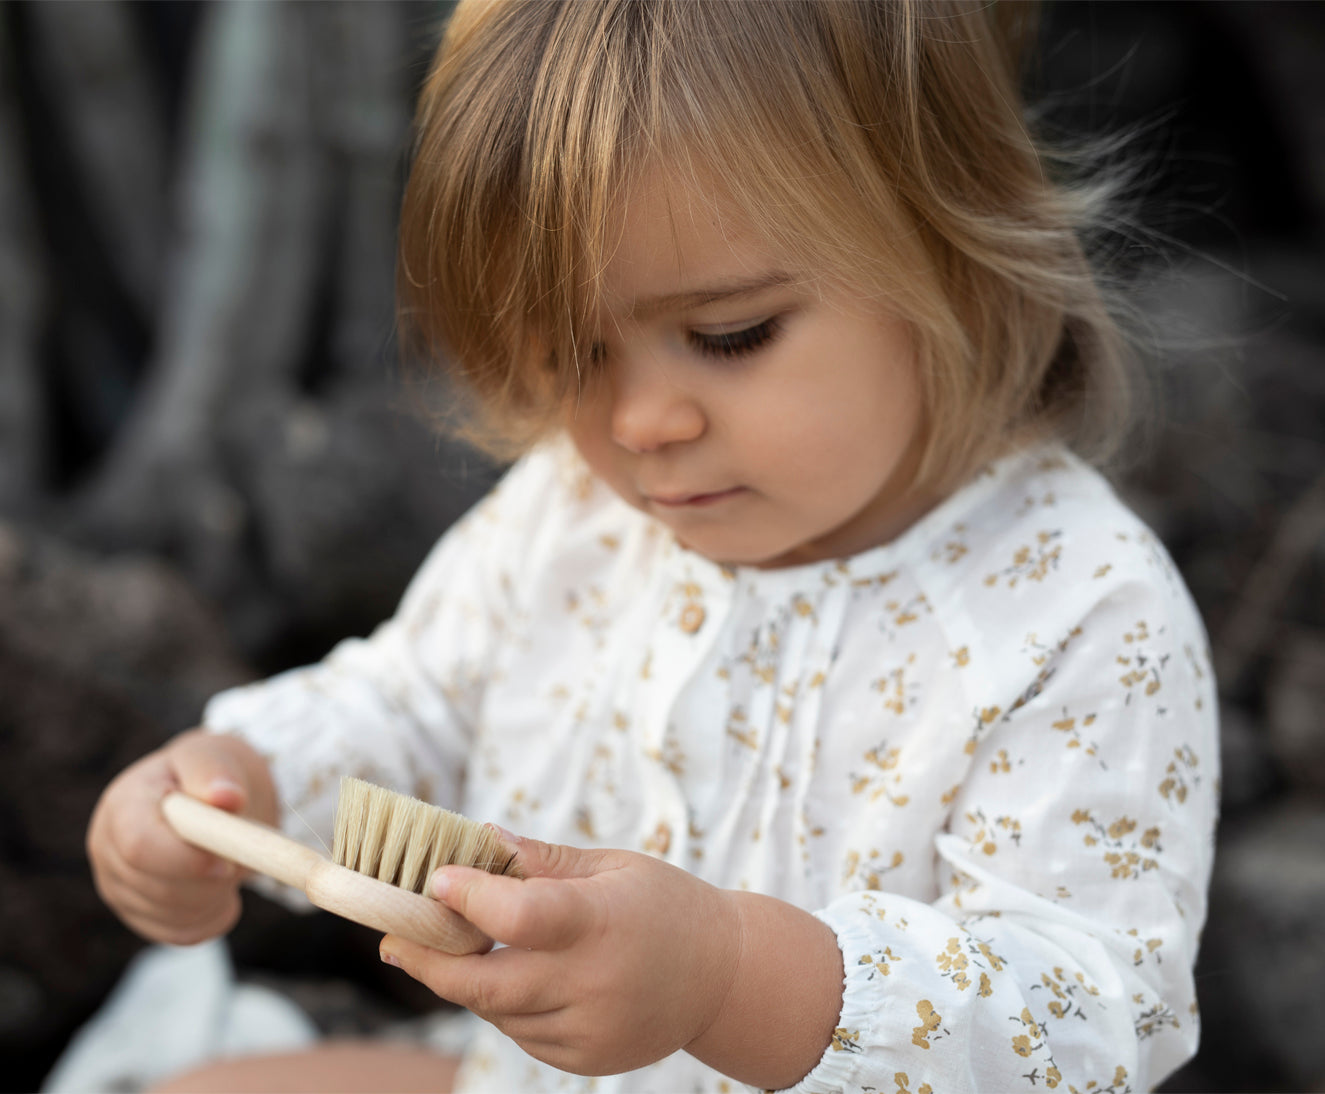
[101,850,237,924]
[95,830,240,923]
[502,832,611,881]
[117,884,244,946]
[380,935,565,1019]
[95,839,244,944]
[167,731,252,813]
[101,756,237,882]
[429,867,596,951]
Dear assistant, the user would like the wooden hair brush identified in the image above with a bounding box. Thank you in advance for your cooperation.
[161,776,521,954]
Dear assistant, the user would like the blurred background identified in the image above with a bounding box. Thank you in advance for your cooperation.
[0,1,1321,1090]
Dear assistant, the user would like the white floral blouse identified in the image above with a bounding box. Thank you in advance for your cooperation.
[205,438,1218,1094]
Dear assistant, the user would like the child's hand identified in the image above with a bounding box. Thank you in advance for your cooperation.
[378,836,743,1078]
[379,832,844,1087]
[87,729,278,945]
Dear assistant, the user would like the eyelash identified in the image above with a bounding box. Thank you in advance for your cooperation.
[687,317,782,360]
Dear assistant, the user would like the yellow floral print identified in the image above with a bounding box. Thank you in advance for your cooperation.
[964,807,1022,856]
[831,1027,863,1054]
[884,592,931,630]
[912,1000,943,1049]
[1158,744,1201,806]
[850,568,899,590]
[935,930,1008,993]
[936,938,972,991]
[873,654,920,716]
[574,807,595,840]
[844,847,905,890]
[206,439,1217,1093]
[935,536,970,565]
[642,820,672,856]
[857,944,901,980]
[1072,810,1162,879]
[1115,619,1169,704]
[726,708,759,750]
[1066,1063,1129,1094]
[1051,707,1105,766]
[1031,964,1103,1024]
[963,704,1003,755]
[983,529,1064,588]
[850,738,912,806]
[1127,929,1164,968]
[894,1072,934,1094]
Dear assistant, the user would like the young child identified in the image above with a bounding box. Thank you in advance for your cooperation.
[88,2,1218,1092]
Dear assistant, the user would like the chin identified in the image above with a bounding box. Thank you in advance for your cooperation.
[678,533,797,569]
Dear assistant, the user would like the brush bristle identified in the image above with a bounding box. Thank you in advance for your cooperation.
[332,777,522,892]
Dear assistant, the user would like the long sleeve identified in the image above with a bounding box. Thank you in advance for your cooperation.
[201,453,543,855]
[184,429,1215,1094]
[792,514,1218,1093]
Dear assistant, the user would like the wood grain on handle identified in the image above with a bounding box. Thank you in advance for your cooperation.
[161,792,321,889]
[160,792,492,955]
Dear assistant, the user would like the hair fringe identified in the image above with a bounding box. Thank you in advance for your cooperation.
[397,0,1160,493]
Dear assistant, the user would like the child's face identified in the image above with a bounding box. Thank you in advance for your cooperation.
[564,170,934,569]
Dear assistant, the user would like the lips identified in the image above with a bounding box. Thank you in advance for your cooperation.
[647,487,747,508]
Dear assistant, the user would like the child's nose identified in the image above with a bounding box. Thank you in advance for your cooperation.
[608,359,706,454]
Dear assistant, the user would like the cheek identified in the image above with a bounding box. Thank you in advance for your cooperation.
[567,421,607,475]
[563,387,606,451]
[826,322,923,448]
[766,331,921,488]
[565,405,631,495]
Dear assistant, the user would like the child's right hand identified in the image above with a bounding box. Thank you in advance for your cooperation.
[87,729,279,946]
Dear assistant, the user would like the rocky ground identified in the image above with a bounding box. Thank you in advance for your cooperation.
[1,2,1322,1091]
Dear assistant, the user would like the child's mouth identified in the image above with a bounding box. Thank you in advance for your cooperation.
[648,487,748,509]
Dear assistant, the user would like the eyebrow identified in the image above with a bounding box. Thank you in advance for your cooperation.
[625,272,795,319]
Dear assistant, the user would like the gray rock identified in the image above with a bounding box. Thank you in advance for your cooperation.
[1265,630,1325,794]
[0,520,253,732]
[1198,801,1325,1092]
[0,637,164,1089]
[1217,702,1278,812]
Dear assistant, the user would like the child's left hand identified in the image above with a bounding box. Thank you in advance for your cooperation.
[378,834,744,1078]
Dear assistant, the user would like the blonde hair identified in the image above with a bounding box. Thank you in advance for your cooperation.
[398,0,1136,493]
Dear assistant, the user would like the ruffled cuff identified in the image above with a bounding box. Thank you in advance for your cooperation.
[777,906,898,1094]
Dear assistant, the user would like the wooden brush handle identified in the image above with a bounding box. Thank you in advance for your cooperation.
[161,792,491,955]
[161,791,322,889]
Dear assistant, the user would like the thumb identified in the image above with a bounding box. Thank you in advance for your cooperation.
[430,864,594,951]
[426,834,615,950]
[167,730,251,814]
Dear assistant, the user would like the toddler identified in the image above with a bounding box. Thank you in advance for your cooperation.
[89,2,1218,1092]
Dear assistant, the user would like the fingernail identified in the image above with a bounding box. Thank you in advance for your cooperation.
[206,777,244,803]
[380,948,400,968]
[486,822,519,845]
[429,870,451,901]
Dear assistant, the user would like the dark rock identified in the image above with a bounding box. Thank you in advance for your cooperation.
[1265,630,1325,794]
[217,382,501,666]
[1217,702,1279,812]
[1194,801,1325,1093]
[0,637,161,1092]
[0,520,253,733]
[0,528,256,1089]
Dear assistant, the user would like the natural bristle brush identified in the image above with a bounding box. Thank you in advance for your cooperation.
[161,776,521,954]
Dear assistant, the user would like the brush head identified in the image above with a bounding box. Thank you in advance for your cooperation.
[332,776,522,893]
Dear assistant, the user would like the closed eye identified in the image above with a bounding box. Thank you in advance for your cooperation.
[686,317,783,360]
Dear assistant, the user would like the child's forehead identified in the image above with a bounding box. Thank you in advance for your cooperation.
[597,162,815,315]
